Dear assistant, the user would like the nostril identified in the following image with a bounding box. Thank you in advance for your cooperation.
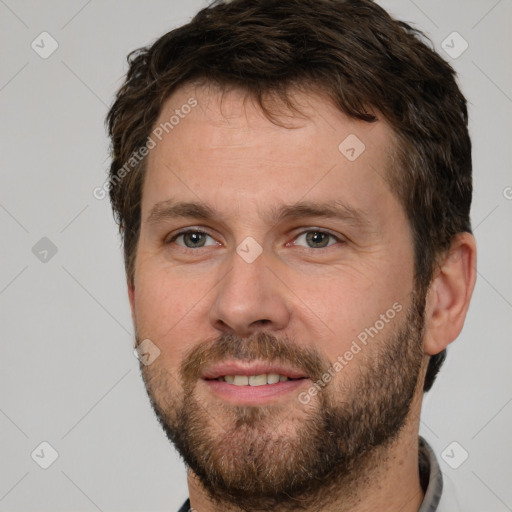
[251,319,271,327]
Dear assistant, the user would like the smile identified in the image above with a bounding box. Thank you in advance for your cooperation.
[213,373,297,385]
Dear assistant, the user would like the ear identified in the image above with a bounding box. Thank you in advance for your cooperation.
[423,232,477,356]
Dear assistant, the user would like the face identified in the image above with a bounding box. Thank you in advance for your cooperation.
[130,84,426,510]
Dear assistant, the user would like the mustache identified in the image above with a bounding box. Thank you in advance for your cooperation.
[180,332,331,385]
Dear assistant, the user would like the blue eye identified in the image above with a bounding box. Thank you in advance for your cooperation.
[293,230,339,248]
[170,230,218,248]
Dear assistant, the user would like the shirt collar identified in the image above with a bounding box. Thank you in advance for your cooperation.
[418,436,444,512]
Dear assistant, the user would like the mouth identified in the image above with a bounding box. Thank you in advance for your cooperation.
[211,373,301,385]
[201,361,309,404]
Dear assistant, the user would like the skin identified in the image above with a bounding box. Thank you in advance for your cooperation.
[128,83,477,512]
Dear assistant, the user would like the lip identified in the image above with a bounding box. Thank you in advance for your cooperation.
[201,378,309,405]
[201,360,308,380]
[200,360,309,405]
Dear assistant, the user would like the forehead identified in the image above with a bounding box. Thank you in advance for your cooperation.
[142,82,399,224]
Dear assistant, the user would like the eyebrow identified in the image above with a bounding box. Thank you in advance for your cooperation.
[146,200,216,225]
[146,199,371,228]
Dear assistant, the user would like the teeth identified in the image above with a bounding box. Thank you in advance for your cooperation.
[219,373,292,385]
[233,375,249,386]
[267,373,280,384]
[248,374,267,386]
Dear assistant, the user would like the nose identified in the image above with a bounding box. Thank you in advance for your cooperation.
[210,249,291,337]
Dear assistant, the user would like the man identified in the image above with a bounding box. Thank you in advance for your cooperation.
[105,0,476,510]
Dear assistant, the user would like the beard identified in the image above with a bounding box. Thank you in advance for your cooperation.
[137,291,426,512]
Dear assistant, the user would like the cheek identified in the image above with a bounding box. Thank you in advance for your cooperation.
[288,263,410,361]
[132,259,218,359]
[133,264,189,340]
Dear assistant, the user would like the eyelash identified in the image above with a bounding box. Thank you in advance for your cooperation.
[166,230,219,248]
[165,228,344,250]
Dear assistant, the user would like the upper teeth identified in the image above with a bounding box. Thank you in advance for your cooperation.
[221,374,290,386]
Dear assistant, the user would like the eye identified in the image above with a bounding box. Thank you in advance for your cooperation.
[168,230,219,248]
[292,230,341,249]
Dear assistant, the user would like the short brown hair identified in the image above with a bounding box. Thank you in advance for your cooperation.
[106,0,472,391]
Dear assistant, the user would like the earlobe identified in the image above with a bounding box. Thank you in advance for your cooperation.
[424,233,477,356]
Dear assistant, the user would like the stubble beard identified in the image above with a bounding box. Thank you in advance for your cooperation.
[138,292,426,511]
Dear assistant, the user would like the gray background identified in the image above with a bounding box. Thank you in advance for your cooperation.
[1,0,511,510]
